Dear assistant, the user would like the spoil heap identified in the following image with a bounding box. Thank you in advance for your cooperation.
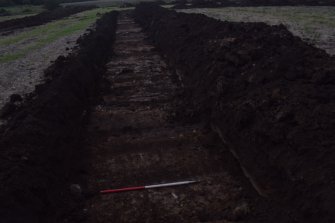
[135,4,335,223]
[0,11,118,223]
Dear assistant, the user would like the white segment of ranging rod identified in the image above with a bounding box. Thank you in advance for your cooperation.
[145,180,198,189]
[100,180,199,194]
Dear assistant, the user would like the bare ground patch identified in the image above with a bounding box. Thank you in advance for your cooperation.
[0,31,80,108]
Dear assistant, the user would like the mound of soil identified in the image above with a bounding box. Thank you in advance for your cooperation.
[134,3,335,223]
[185,0,335,8]
[0,11,118,223]
[0,6,95,33]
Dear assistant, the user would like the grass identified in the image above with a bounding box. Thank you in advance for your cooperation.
[0,5,44,22]
[180,6,335,28]
[61,0,155,7]
[0,52,24,63]
[1,5,44,15]
[0,7,117,63]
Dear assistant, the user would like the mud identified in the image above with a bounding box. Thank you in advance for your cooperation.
[0,6,94,34]
[83,11,290,223]
[135,3,335,223]
[0,11,118,223]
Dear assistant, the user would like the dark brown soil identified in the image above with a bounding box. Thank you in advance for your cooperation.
[0,11,118,223]
[174,0,335,9]
[1,4,335,223]
[82,11,290,223]
[0,6,95,34]
[134,3,335,223]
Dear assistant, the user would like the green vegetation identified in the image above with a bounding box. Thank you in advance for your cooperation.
[1,4,43,14]
[0,5,44,21]
[0,52,24,63]
[0,7,116,63]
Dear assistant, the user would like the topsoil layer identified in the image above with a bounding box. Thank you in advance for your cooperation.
[0,11,118,223]
[0,6,95,34]
[134,3,335,223]
[174,0,335,9]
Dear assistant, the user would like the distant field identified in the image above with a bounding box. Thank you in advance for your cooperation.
[0,7,117,63]
[0,5,44,22]
[61,0,154,7]
[180,6,335,55]
[0,7,120,110]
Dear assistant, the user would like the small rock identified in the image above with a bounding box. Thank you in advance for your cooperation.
[171,192,178,199]
[70,184,82,197]
[231,202,250,220]
[275,108,294,122]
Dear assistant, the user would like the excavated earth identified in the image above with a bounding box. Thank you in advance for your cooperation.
[0,11,118,223]
[135,3,335,223]
[0,6,94,34]
[181,0,335,8]
[82,12,290,223]
[0,4,335,223]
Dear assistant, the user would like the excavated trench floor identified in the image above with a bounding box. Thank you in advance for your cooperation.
[82,13,288,223]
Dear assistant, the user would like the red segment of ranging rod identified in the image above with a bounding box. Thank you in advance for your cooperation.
[100,180,198,194]
[100,186,145,194]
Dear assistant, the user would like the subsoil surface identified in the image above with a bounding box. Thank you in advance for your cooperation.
[0,6,94,34]
[82,12,290,223]
[135,3,335,223]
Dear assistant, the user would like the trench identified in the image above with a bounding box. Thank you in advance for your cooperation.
[0,4,333,222]
[79,12,290,223]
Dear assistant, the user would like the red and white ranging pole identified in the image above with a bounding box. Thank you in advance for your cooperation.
[100,180,198,194]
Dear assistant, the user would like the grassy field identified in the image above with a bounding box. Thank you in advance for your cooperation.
[0,5,44,22]
[180,6,335,55]
[0,7,118,63]
[61,0,159,7]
